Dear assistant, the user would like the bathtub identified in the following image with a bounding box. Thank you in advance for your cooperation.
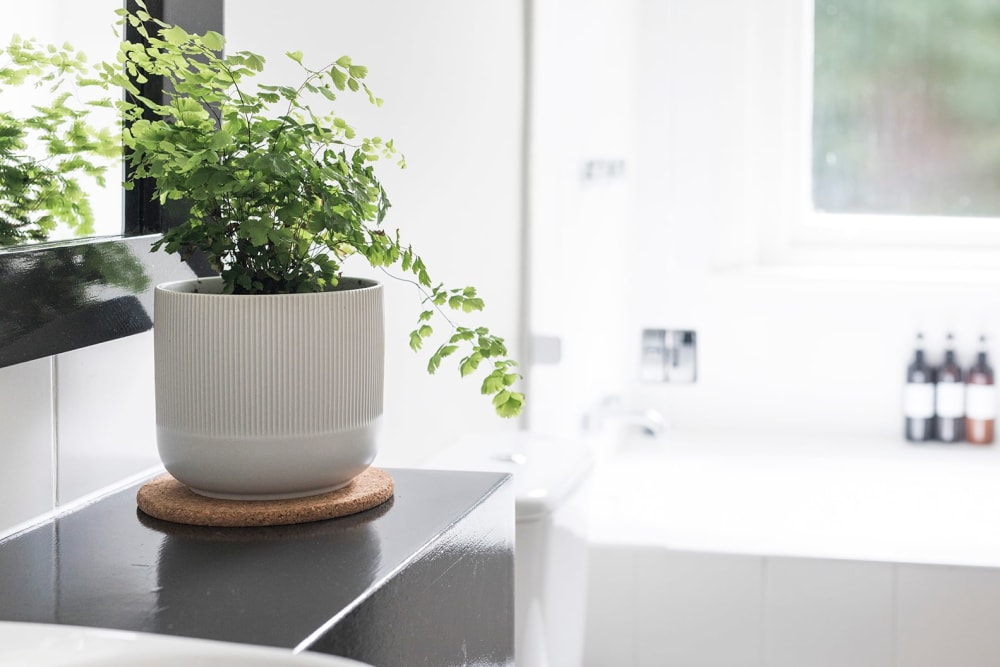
[581,429,1000,667]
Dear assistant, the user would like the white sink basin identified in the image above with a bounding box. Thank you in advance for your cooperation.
[0,622,371,666]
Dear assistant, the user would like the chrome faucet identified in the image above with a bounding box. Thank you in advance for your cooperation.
[581,395,666,437]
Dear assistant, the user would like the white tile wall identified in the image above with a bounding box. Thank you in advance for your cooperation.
[896,564,1000,667]
[584,548,1000,667]
[584,545,637,667]
[764,558,894,667]
[55,332,160,503]
[0,358,55,531]
[0,334,160,539]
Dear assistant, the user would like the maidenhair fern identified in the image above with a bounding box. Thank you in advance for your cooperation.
[102,1,523,417]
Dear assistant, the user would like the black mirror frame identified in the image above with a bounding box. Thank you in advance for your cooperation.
[0,0,222,369]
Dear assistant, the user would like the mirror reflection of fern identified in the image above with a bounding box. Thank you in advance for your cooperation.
[0,36,118,246]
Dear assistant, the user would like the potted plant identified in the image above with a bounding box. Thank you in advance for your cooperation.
[0,35,117,245]
[103,2,524,500]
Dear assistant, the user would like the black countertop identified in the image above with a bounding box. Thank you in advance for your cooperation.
[0,468,515,666]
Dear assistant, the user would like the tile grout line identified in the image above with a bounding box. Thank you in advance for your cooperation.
[629,549,637,667]
[49,356,60,509]
[891,564,899,667]
[517,0,534,430]
[760,557,769,667]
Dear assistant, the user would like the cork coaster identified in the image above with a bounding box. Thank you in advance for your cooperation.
[136,467,394,527]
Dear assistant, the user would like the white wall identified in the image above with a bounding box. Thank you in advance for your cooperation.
[0,0,526,536]
[527,0,640,435]
[0,334,161,536]
[226,0,526,467]
[586,546,1000,667]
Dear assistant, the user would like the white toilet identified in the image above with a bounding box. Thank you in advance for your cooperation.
[426,431,594,667]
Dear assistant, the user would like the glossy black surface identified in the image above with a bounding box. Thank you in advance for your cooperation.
[312,482,514,666]
[0,236,210,368]
[0,468,514,666]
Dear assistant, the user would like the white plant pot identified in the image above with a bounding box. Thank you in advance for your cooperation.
[154,276,384,500]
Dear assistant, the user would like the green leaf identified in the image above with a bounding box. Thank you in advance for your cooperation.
[481,372,505,395]
[462,297,484,313]
[286,50,304,64]
[243,218,270,246]
[244,52,265,71]
[329,67,347,90]
[494,391,524,418]
[208,130,231,150]
[459,352,483,377]
[318,85,337,101]
[428,355,442,374]
[160,25,189,46]
[202,31,224,51]
[188,166,214,188]
[418,310,433,322]
[450,330,476,344]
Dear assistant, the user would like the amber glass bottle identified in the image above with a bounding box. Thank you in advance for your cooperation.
[966,336,995,445]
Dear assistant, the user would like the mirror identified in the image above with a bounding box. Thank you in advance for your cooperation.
[0,0,222,368]
[1,0,124,246]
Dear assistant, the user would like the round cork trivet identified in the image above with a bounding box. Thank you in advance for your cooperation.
[136,467,394,527]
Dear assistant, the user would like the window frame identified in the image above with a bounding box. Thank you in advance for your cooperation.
[757,0,1000,271]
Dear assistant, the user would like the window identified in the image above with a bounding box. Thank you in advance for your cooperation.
[747,0,1000,271]
[813,1,1000,219]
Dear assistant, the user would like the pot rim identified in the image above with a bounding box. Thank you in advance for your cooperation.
[156,275,381,296]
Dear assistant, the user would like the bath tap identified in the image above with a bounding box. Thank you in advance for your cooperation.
[581,396,666,437]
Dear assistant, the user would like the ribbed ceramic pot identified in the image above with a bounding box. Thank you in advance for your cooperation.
[154,276,384,500]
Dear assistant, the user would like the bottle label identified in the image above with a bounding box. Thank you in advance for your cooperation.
[903,383,934,419]
[966,385,997,420]
[935,383,965,418]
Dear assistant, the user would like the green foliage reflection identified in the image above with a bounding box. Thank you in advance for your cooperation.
[0,36,117,245]
[813,0,1000,216]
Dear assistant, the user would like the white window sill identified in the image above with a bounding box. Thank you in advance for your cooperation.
[713,263,1000,286]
